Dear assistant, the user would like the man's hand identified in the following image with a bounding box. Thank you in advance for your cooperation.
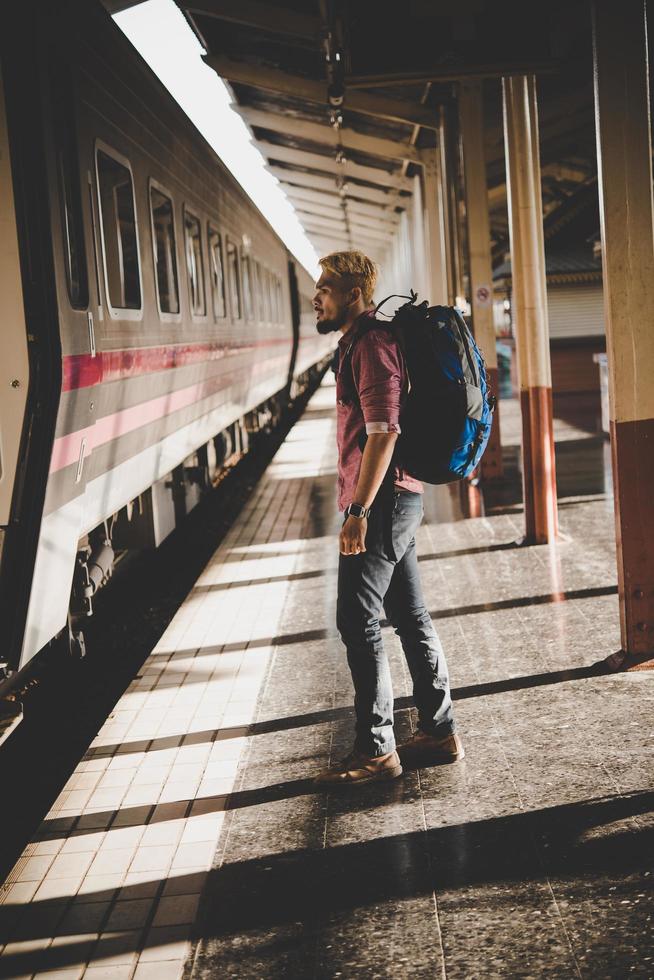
[340,515,368,556]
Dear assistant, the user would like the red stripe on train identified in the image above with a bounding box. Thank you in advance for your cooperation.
[50,352,291,474]
[62,338,289,392]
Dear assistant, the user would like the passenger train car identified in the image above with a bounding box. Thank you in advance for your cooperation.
[0,0,332,678]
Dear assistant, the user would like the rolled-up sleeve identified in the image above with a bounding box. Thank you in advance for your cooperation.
[352,331,403,435]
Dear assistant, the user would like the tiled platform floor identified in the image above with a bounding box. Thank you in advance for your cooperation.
[1,379,653,979]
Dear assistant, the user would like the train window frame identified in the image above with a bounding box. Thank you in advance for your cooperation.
[262,268,272,324]
[57,140,89,311]
[273,273,281,325]
[208,223,227,321]
[183,205,207,320]
[253,260,264,323]
[94,139,143,321]
[226,237,242,321]
[241,249,254,322]
[148,178,181,322]
[50,63,89,312]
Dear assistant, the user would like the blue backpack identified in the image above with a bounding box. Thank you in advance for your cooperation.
[343,292,496,485]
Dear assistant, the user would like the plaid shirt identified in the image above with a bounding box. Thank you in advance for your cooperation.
[335,312,423,512]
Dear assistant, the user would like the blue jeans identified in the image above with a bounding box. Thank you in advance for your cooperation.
[337,489,455,757]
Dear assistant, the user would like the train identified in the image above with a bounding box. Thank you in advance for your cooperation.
[0,0,333,682]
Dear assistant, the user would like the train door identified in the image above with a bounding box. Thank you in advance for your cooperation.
[0,13,65,674]
[0,65,30,588]
[20,54,108,667]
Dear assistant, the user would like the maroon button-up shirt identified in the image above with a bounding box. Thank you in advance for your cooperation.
[335,311,423,512]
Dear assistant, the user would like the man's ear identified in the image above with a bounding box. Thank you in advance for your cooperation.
[346,286,362,308]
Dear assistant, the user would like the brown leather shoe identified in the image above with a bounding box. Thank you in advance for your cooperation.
[314,749,403,787]
[398,731,465,768]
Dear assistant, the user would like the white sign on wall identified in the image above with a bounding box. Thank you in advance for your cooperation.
[475,284,492,307]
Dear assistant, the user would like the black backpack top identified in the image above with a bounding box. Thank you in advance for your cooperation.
[339,292,496,485]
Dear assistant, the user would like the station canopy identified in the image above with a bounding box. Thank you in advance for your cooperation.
[109,0,599,266]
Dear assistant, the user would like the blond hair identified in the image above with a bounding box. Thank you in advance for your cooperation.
[318,250,378,306]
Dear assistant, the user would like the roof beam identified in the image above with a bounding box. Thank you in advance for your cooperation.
[268,167,406,206]
[204,55,440,130]
[345,62,557,89]
[306,225,387,245]
[348,222,394,242]
[300,215,394,243]
[236,106,420,164]
[296,208,395,238]
[342,182,407,206]
[297,212,349,234]
[268,167,344,195]
[311,238,388,260]
[283,185,346,209]
[286,185,399,219]
[293,201,347,222]
[345,200,400,224]
[282,183,390,212]
[257,141,412,191]
[184,1,321,42]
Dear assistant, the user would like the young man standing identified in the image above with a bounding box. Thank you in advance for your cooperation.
[313,250,463,787]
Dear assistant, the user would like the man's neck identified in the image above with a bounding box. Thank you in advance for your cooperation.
[339,304,370,335]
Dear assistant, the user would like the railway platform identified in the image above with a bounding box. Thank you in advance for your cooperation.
[0,378,652,979]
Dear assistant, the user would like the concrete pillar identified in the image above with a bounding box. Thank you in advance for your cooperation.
[420,146,449,305]
[399,210,412,289]
[593,0,654,667]
[410,173,428,300]
[438,111,455,307]
[502,74,558,544]
[459,79,503,480]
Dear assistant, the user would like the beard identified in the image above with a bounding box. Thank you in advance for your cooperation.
[315,309,347,334]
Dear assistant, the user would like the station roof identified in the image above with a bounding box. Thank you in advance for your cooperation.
[110,1,600,271]
[494,179,602,286]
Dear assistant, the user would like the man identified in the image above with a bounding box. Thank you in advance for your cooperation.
[313,250,463,786]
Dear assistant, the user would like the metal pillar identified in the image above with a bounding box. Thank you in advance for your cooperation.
[459,79,503,480]
[502,74,558,544]
[593,0,654,667]
[420,146,449,305]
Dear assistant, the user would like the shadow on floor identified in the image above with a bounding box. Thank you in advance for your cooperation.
[7,789,654,976]
[80,659,614,768]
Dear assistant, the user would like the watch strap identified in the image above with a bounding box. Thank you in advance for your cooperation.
[346,503,371,519]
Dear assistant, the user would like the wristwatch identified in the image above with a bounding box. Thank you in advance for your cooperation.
[345,502,371,519]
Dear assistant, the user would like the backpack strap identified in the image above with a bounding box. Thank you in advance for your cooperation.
[337,316,378,403]
[374,290,418,316]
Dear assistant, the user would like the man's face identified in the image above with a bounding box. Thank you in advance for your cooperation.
[313,273,351,334]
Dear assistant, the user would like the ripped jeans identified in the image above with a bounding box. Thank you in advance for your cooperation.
[337,488,455,757]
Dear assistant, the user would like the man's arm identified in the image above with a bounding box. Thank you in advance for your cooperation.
[339,432,397,556]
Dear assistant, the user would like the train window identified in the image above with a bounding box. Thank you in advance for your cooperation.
[51,65,88,310]
[278,277,284,323]
[149,185,179,315]
[263,269,273,323]
[208,226,226,319]
[58,149,88,310]
[226,239,241,319]
[274,275,282,324]
[95,146,142,312]
[184,209,206,316]
[241,252,254,321]
[269,273,277,323]
[253,260,263,322]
